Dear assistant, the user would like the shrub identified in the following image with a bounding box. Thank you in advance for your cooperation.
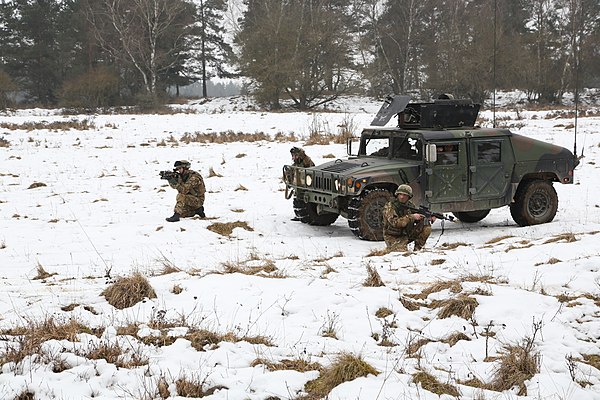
[305,353,378,397]
[101,272,157,309]
[0,70,17,109]
[59,67,119,108]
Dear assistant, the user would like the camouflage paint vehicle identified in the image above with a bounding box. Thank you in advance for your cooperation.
[283,95,579,241]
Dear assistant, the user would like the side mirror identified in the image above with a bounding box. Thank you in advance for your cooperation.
[425,144,437,163]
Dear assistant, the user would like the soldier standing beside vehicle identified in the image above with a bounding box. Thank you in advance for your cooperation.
[382,185,434,251]
[290,146,315,167]
[165,160,206,222]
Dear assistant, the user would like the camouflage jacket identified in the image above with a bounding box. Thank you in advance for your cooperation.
[169,170,205,202]
[382,199,416,236]
[293,153,315,168]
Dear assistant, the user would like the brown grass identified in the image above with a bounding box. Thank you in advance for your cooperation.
[0,317,98,366]
[432,295,479,320]
[220,259,280,277]
[375,307,393,318]
[408,279,462,300]
[543,233,577,244]
[101,272,157,309]
[440,242,469,250]
[185,329,273,351]
[0,136,9,147]
[485,235,514,244]
[207,167,223,177]
[489,341,540,395]
[27,182,47,189]
[366,247,393,257]
[180,130,280,144]
[412,371,460,397]
[251,358,323,372]
[406,338,432,356]
[0,119,95,131]
[207,221,253,237]
[234,184,248,191]
[33,263,57,280]
[304,353,378,397]
[442,332,471,346]
[399,296,422,311]
[175,374,227,397]
[582,354,600,370]
[363,265,385,287]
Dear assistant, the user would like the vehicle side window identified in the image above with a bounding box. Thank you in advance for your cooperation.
[393,137,422,160]
[476,141,501,163]
[435,143,458,165]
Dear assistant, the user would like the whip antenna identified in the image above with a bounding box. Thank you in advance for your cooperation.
[492,0,497,128]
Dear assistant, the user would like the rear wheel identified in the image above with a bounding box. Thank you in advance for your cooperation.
[347,188,393,241]
[293,197,339,226]
[510,180,558,226]
[453,209,490,223]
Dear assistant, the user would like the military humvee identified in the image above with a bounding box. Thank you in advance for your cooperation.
[283,95,578,241]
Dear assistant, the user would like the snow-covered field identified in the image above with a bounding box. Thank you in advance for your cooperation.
[0,96,599,399]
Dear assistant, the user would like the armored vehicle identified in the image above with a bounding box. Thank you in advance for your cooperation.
[283,95,578,241]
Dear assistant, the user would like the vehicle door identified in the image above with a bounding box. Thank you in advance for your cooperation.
[427,141,469,203]
[468,137,514,200]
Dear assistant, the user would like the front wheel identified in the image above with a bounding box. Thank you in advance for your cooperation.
[347,188,393,241]
[293,197,339,226]
[453,209,490,223]
[510,180,558,226]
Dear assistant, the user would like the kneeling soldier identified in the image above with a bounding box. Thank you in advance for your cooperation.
[382,184,434,251]
[165,160,206,222]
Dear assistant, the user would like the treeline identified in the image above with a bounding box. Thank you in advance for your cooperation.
[0,0,599,110]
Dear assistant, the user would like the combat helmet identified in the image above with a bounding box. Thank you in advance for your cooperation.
[174,160,191,169]
[395,184,413,198]
[290,147,302,155]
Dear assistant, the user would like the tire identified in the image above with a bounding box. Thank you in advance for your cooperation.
[293,197,339,226]
[510,180,558,227]
[347,188,393,241]
[453,209,490,223]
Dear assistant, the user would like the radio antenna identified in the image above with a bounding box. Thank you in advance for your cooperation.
[492,0,497,128]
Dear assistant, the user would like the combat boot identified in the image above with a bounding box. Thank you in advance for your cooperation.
[166,212,180,222]
[195,207,205,218]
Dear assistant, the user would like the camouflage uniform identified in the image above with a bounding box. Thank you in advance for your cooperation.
[169,170,205,217]
[382,199,432,251]
[291,147,315,168]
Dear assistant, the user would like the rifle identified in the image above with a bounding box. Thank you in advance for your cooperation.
[159,170,179,180]
[397,204,455,225]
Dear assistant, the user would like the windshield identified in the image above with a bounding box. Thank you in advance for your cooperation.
[360,133,422,161]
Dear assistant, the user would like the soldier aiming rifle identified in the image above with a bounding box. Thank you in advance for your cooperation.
[160,160,206,222]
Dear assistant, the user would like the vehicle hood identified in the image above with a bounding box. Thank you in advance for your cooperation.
[310,157,417,177]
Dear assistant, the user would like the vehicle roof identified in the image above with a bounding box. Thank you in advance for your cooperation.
[362,126,513,140]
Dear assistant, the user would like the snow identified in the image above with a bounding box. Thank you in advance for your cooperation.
[0,95,599,399]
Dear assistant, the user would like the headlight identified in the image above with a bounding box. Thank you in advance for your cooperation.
[306,174,313,186]
[334,178,340,191]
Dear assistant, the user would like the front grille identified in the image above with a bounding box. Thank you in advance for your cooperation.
[315,176,332,191]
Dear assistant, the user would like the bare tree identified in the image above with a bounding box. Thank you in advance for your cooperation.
[84,0,195,97]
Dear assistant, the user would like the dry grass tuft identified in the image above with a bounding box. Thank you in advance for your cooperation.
[33,262,57,280]
[440,242,469,250]
[432,295,479,320]
[442,332,471,346]
[180,130,277,144]
[582,354,600,370]
[430,258,445,265]
[544,233,578,244]
[366,247,393,257]
[375,307,393,318]
[207,221,253,237]
[185,328,273,351]
[175,374,227,397]
[252,358,323,372]
[485,235,514,244]
[220,258,280,277]
[28,182,47,189]
[363,265,385,287]
[207,167,223,177]
[0,317,97,366]
[101,272,157,309]
[406,337,432,356]
[489,339,540,395]
[322,153,336,158]
[399,295,422,311]
[234,184,248,191]
[0,119,95,131]
[171,284,183,294]
[408,279,462,300]
[412,371,460,397]
[0,136,10,147]
[304,353,378,397]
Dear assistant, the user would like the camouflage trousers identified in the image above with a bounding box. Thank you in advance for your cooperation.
[383,223,432,252]
[174,193,203,217]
